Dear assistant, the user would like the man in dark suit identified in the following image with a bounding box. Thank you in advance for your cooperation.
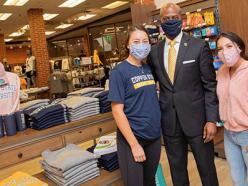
[148,3,219,186]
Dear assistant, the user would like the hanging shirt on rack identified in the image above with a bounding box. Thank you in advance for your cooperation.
[62,58,70,71]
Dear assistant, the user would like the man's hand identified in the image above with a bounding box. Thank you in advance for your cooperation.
[203,122,217,143]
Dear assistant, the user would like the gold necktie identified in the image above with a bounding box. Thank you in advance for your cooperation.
[168,40,176,84]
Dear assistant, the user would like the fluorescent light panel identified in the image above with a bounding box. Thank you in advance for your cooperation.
[21,24,29,30]
[43,13,59,20]
[59,0,86,8]
[102,1,128,9]
[56,24,73,29]
[78,14,96,20]
[4,38,13,42]
[4,0,29,6]
[45,31,56,35]
[9,32,24,37]
[0,13,12,20]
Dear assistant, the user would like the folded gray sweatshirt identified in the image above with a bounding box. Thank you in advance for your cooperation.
[45,166,99,185]
[41,159,98,179]
[41,144,100,172]
[46,170,100,186]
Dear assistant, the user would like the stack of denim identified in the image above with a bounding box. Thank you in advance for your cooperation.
[41,144,100,186]
[67,87,104,97]
[92,90,111,113]
[20,99,50,128]
[88,145,119,172]
[58,96,100,121]
[25,103,69,130]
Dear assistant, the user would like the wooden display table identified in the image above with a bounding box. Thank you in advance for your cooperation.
[0,112,123,185]
[0,113,117,170]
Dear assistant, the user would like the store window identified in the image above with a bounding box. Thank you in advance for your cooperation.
[89,21,131,65]
[67,38,84,57]
[115,22,130,61]
[48,40,68,58]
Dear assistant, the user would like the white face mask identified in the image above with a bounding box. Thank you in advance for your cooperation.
[218,46,241,67]
[130,43,151,61]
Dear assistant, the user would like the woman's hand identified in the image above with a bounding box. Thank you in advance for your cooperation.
[131,143,146,162]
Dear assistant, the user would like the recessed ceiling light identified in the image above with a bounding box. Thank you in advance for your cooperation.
[21,25,29,30]
[102,1,128,9]
[4,38,13,42]
[0,13,12,20]
[78,14,96,20]
[56,24,73,29]
[43,14,59,21]
[45,31,56,35]
[59,0,86,8]
[9,32,24,37]
[4,0,29,6]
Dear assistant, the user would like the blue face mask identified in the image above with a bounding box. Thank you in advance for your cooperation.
[130,43,151,61]
[161,19,182,39]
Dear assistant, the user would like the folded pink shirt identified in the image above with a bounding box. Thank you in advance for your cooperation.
[217,61,248,131]
[0,70,20,115]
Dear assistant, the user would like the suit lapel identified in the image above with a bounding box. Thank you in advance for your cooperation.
[174,33,191,83]
[158,40,173,90]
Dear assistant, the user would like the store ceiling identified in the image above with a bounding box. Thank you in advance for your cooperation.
[0,0,130,42]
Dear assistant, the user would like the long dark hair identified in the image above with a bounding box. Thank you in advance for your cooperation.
[125,25,150,52]
[217,32,248,60]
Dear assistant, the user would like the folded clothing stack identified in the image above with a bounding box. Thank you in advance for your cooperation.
[67,87,104,97]
[92,90,111,113]
[19,99,50,128]
[88,135,119,172]
[41,144,100,186]
[20,99,50,111]
[58,96,100,121]
[25,103,69,130]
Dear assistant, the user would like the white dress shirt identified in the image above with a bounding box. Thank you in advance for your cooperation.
[163,31,183,73]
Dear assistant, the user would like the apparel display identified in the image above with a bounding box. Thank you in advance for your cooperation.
[3,113,17,136]
[48,72,72,95]
[92,90,111,113]
[1,0,243,185]
[25,103,69,130]
[0,116,4,137]
[15,110,27,131]
[67,87,104,97]
[57,96,100,121]
[41,144,100,186]
[0,64,20,115]
[88,145,119,172]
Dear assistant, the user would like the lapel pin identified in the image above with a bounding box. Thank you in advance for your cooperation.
[184,43,188,47]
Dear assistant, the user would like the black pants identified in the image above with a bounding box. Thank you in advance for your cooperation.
[163,119,219,186]
[117,131,161,186]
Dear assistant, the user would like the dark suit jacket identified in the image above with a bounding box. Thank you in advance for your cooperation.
[148,33,220,137]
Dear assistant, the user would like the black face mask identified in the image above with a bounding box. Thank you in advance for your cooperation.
[161,19,182,39]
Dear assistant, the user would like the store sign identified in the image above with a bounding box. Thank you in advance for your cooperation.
[104,35,113,43]
[81,57,92,65]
